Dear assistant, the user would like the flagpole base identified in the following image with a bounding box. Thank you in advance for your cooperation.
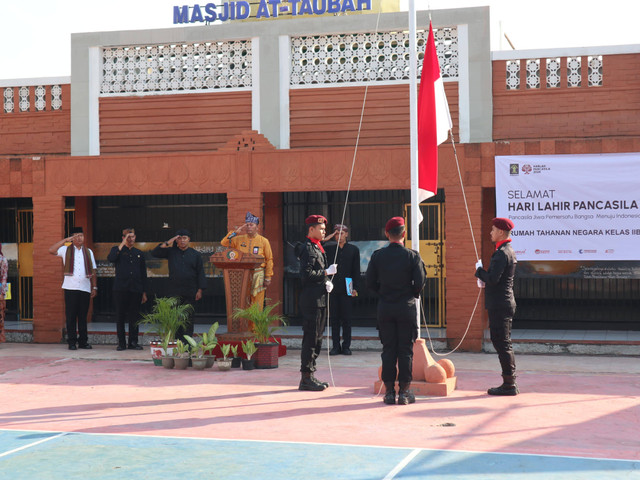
[374,339,457,397]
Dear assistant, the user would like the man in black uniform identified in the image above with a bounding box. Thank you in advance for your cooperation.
[296,215,338,391]
[475,217,519,396]
[366,217,426,405]
[324,224,360,356]
[108,228,148,351]
[152,228,206,343]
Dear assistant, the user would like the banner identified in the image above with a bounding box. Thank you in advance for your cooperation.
[495,153,640,261]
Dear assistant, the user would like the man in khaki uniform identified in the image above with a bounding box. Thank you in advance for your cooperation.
[221,212,274,309]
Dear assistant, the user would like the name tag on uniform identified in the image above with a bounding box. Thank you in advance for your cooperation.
[253,247,260,254]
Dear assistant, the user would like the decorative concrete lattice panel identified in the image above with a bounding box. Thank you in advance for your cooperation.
[525,59,540,89]
[567,56,582,87]
[546,58,561,88]
[35,86,46,111]
[588,55,603,87]
[506,60,520,90]
[19,86,29,112]
[290,27,458,85]
[101,41,253,95]
[3,88,14,113]
[51,85,62,110]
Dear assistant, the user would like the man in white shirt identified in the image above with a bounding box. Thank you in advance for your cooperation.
[49,227,98,350]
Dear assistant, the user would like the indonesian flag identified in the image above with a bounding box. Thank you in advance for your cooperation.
[418,22,452,204]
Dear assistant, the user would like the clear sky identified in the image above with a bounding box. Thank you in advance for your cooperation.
[1,0,639,79]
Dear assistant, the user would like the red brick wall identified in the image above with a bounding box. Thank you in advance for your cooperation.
[493,54,640,140]
[32,195,65,343]
[99,91,252,153]
[0,85,71,155]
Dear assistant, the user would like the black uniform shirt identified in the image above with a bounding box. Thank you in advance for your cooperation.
[107,245,148,293]
[324,242,361,295]
[475,241,517,310]
[366,242,426,304]
[297,237,328,308]
[151,244,207,297]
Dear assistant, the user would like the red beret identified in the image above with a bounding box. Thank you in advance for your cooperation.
[492,217,514,231]
[305,215,328,225]
[385,216,405,233]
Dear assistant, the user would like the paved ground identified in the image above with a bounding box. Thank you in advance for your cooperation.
[0,343,639,479]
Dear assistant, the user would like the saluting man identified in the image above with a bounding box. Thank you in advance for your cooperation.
[475,217,519,396]
[221,212,274,309]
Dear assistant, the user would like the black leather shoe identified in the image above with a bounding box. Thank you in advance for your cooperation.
[329,346,341,356]
[68,345,77,351]
[128,344,143,350]
[78,344,93,349]
[116,345,126,351]
[342,347,352,355]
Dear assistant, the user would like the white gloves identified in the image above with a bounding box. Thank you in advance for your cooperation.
[326,264,338,275]
[475,259,485,288]
[325,280,334,293]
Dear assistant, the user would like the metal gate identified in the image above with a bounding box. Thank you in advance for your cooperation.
[405,203,446,328]
[17,209,33,321]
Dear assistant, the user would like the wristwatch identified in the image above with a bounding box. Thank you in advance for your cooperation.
[93,287,98,290]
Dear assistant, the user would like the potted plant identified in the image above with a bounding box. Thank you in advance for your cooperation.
[217,344,232,371]
[241,339,257,370]
[173,339,191,370]
[138,297,193,365]
[202,322,220,368]
[184,334,208,370]
[232,300,287,369]
[230,344,241,368]
[160,333,175,369]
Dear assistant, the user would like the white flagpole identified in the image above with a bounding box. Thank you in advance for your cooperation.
[408,0,421,335]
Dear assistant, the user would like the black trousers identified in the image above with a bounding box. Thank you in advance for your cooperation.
[378,301,418,385]
[488,307,516,377]
[64,289,90,347]
[175,295,196,343]
[329,293,353,349]
[300,305,326,373]
[114,290,143,347]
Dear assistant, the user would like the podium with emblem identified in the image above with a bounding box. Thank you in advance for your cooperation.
[210,248,264,340]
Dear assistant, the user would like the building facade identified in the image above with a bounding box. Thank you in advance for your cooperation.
[1,6,639,349]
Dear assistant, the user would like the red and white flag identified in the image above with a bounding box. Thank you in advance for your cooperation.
[418,22,452,203]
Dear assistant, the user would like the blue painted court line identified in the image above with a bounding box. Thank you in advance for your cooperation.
[0,429,639,479]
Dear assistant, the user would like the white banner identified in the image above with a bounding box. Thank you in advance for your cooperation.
[495,153,640,261]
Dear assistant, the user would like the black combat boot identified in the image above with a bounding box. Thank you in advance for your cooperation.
[299,372,327,391]
[383,382,396,405]
[397,382,416,405]
[488,375,519,396]
[311,374,329,388]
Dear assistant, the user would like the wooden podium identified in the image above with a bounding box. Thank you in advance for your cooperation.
[210,248,264,340]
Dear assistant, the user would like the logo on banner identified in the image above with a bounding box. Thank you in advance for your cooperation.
[510,164,519,175]
[522,164,532,174]
[535,249,550,255]
[579,249,597,254]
